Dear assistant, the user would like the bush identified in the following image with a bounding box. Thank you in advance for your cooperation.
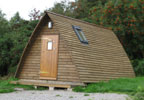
[131,59,144,76]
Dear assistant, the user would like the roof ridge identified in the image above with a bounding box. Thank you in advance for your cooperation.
[45,11,111,31]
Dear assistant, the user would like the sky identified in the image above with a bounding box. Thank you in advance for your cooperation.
[0,0,74,20]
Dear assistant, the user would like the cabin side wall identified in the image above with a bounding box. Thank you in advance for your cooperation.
[17,15,80,82]
[48,13,135,83]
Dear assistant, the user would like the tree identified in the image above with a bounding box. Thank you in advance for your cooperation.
[9,12,26,29]
[48,0,75,17]
[29,8,41,20]
[7,18,38,75]
[69,0,107,20]
[71,0,90,19]
[0,35,13,75]
[89,0,144,59]
[0,10,9,36]
[0,11,38,76]
[88,0,144,75]
[0,10,11,76]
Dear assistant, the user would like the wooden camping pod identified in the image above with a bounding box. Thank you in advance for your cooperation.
[14,12,135,86]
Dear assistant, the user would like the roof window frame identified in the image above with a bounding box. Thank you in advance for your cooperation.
[72,25,88,44]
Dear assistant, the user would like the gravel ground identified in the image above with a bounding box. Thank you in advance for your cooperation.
[0,90,130,100]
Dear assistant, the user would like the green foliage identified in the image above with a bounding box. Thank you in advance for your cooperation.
[69,96,73,98]
[0,77,35,93]
[55,94,62,97]
[73,77,144,93]
[74,77,144,100]
[71,0,90,19]
[133,92,144,100]
[73,86,85,92]
[0,12,38,76]
[48,0,75,17]
[84,93,90,96]
[0,77,15,93]
[36,86,48,90]
[0,35,13,75]
[89,0,144,59]
[9,12,23,28]
[71,0,107,19]
[0,10,10,36]
[131,59,144,76]
[136,86,144,92]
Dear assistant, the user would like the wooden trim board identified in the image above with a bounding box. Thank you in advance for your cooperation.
[39,77,57,80]
[10,81,71,88]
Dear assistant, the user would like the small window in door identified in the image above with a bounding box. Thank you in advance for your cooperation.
[48,41,53,50]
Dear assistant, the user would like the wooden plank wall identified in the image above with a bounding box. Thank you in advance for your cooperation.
[18,15,81,82]
[48,13,135,83]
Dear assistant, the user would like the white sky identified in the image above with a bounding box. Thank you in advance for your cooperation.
[0,0,74,20]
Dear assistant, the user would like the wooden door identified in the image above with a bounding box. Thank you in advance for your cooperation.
[40,35,59,80]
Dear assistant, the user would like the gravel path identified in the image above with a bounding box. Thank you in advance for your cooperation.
[0,90,130,100]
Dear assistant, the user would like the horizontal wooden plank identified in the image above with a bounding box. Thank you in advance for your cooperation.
[11,81,71,88]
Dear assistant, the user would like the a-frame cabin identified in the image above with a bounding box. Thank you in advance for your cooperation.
[14,11,135,88]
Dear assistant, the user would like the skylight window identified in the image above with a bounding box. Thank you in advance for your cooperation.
[72,25,88,44]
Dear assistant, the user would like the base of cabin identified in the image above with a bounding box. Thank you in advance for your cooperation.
[10,79,85,89]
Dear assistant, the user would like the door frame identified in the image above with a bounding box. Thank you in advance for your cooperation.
[39,34,59,80]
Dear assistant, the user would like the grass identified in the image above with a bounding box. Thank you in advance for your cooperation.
[0,77,35,93]
[84,93,90,96]
[55,94,62,97]
[1,76,144,100]
[73,77,144,100]
[73,77,144,94]
[69,96,73,98]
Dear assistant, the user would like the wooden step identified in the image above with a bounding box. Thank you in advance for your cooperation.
[10,79,85,89]
[10,80,71,88]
